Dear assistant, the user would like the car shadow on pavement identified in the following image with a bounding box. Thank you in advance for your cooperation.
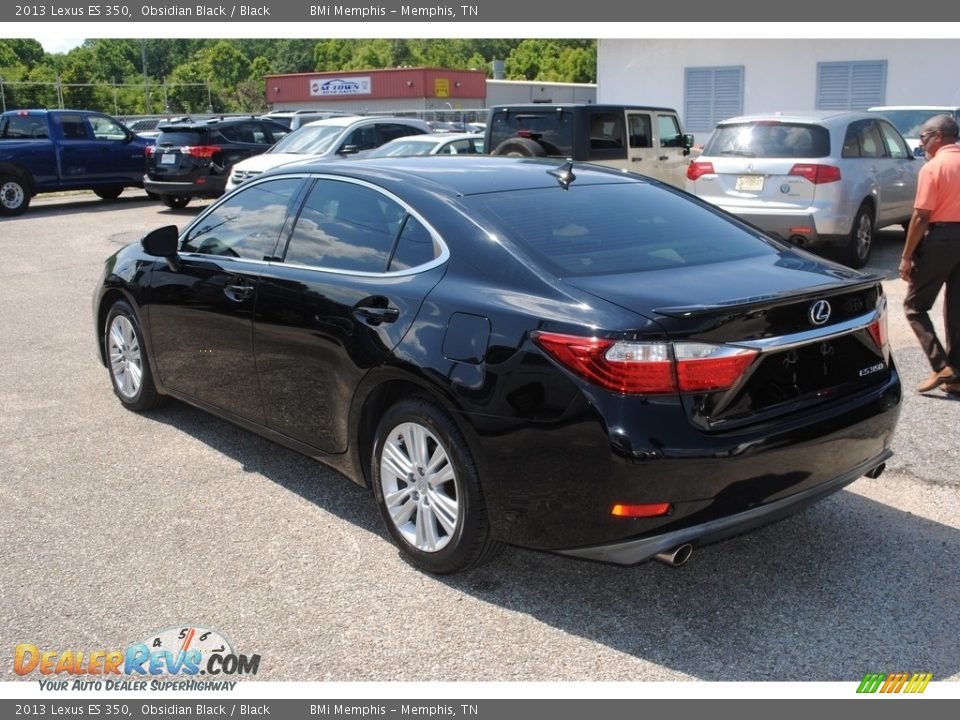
[140,397,960,682]
[21,195,212,220]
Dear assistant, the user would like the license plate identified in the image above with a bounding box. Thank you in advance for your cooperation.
[735,174,764,192]
[160,153,177,165]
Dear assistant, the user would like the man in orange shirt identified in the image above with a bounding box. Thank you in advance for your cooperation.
[899,114,960,393]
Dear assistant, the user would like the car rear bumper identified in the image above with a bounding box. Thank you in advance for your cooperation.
[557,449,890,565]
[721,207,854,248]
[475,368,901,556]
[143,175,226,198]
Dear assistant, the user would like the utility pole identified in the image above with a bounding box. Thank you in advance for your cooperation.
[140,39,150,114]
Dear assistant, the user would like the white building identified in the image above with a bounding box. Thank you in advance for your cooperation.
[598,39,960,143]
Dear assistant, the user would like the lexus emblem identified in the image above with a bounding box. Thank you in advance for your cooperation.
[809,299,832,326]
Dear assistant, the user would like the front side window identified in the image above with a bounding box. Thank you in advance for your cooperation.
[282,180,405,272]
[658,114,682,148]
[88,115,128,141]
[182,178,302,260]
[877,120,909,159]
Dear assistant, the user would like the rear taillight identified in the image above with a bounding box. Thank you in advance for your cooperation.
[145,146,154,157]
[532,332,757,395]
[686,161,715,181]
[183,145,221,158]
[868,305,889,351]
[789,163,841,184]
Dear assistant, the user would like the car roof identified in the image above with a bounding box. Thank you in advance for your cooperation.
[157,116,283,130]
[489,103,677,113]
[388,132,483,144]
[262,156,638,197]
[301,115,429,129]
[868,105,960,111]
[717,110,878,125]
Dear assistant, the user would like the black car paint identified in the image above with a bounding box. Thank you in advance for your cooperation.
[95,157,901,564]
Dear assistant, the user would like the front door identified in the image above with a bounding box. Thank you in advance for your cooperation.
[146,177,305,423]
[654,113,689,188]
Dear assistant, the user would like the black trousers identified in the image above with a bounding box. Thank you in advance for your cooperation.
[904,225,960,372]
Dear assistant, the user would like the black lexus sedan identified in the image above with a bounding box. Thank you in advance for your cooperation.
[94,157,901,574]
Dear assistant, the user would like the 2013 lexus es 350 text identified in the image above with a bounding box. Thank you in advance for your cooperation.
[94,156,901,573]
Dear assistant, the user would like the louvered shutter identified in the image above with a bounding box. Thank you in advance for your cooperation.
[684,66,744,132]
[817,61,887,111]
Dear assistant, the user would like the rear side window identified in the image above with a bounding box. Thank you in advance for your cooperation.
[0,115,48,139]
[842,120,885,159]
[283,179,404,272]
[488,109,574,156]
[704,123,830,158]
[379,123,425,143]
[465,183,775,277]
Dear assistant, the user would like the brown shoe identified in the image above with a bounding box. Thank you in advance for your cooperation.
[942,381,960,395]
[917,367,958,393]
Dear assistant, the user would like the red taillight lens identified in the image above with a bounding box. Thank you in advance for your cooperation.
[532,333,758,395]
[868,308,889,350]
[789,163,841,184]
[611,503,672,518]
[674,344,759,392]
[145,146,155,157]
[184,145,220,158]
[686,161,715,181]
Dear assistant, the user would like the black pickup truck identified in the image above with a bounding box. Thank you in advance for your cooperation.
[0,109,154,216]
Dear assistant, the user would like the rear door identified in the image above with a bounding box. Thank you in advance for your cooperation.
[875,118,917,220]
[254,177,445,453]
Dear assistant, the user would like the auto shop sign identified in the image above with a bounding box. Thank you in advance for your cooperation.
[310,77,372,97]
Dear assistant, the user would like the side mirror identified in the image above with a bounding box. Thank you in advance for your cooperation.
[682,133,695,156]
[339,144,360,155]
[913,146,926,159]
[141,225,181,270]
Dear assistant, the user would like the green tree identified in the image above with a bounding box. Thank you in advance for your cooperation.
[167,60,210,113]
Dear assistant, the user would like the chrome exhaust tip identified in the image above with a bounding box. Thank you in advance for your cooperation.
[654,543,694,567]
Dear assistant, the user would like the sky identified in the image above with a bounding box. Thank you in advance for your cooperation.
[38,37,85,54]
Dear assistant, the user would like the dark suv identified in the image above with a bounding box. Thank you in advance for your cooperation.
[144,117,289,208]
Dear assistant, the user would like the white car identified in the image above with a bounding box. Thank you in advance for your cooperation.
[867,106,960,156]
[365,133,485,158]
[226,115,431,191]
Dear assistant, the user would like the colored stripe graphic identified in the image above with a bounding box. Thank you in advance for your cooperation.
[856,672,931,694]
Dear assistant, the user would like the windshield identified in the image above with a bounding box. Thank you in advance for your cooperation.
[704,122,830,158]
[870,109,957,139]
[464,183,775,277]
[367,139,437,157]
[269,124,345,155]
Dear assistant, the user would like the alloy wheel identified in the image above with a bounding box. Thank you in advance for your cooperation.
[379,421,460,553]
[108,315,143,399]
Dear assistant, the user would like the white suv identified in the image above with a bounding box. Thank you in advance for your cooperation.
[686,111,920,268]
[226,115,431,191]
[867,106,960,155]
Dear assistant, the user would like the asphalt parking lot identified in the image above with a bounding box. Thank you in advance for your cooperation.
[0,190,957,684]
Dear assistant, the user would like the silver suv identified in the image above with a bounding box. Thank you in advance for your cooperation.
[687,111,920,268]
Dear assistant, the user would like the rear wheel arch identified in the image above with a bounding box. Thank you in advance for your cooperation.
[0,163,35,193]
[353,377,482,489]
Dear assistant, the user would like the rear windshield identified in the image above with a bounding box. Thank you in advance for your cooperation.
[488,109,574,155]
[463,183,776,277]
[155,129,210,146]
[704,122,830,158]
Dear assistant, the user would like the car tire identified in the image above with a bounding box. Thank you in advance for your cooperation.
[0,174,31,216]
[491,137,547,158]
[94,187,124,200]
[161,195,191,209]
[371,397,503,574]
[840,203,874,269]
[104,301,165,412]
